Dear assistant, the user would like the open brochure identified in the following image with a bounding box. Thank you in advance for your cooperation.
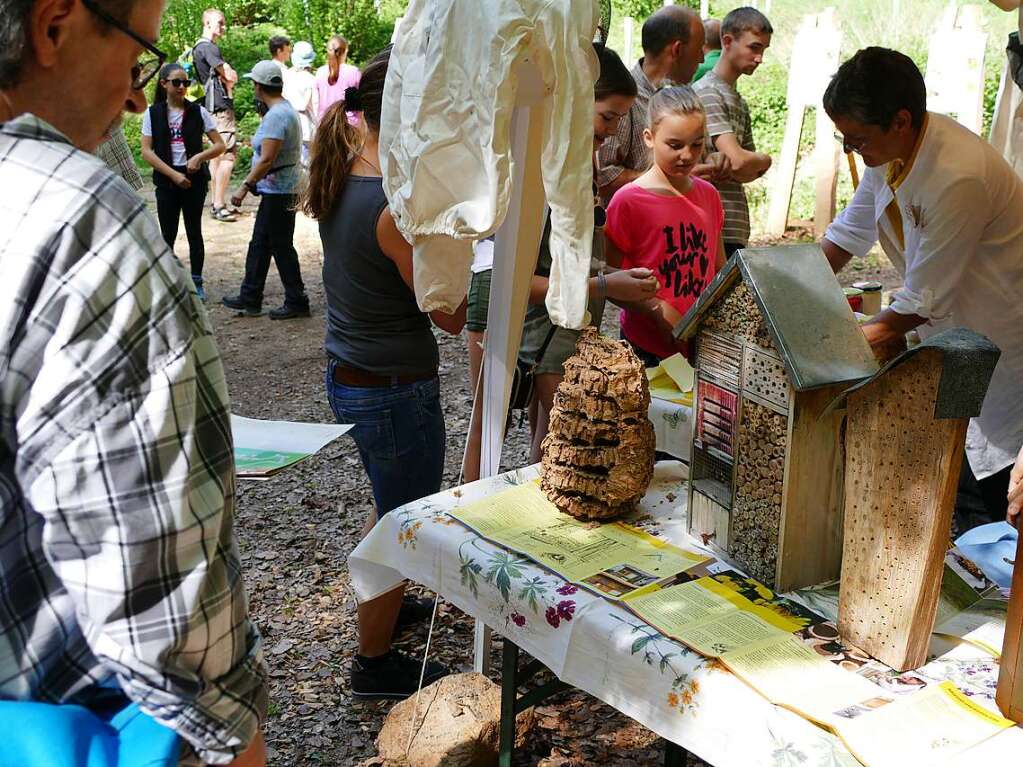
[448,481,709,599]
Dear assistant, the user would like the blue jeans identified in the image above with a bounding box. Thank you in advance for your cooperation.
[326,359,446,517]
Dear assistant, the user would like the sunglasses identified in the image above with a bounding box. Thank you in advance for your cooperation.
[165,78,192,88]
[81,0,167,90]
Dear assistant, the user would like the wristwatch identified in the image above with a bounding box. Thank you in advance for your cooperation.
[244,180,258,194]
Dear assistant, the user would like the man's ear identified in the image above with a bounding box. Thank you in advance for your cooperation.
[669,39,683,62]
[892,108,914,134]
[27,0,79,70]
[720,32,735,52]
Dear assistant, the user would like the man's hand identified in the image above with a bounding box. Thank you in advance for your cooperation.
[604,268,659,303]
[692,152,732,184]
[1008,445,1023,529]
[185,156,203,175]
[174,171,192,189]
[230,186,248,209]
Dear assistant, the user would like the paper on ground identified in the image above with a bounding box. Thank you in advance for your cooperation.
[834,681,1015,767]
[448,481,708,597]
[231,415,352,475]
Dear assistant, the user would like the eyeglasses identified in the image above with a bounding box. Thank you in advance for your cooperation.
[165,78,192,88]
[81,0,167,90]
[834,132,868,155]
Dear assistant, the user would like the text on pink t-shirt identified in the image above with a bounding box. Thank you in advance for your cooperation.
[605,178,724,359]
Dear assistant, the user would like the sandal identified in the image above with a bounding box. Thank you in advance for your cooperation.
[212,207,237,222]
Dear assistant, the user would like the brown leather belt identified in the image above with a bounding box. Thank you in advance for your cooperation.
[332,363,435,388]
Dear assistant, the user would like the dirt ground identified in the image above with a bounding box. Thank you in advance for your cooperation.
[161,191,896,766]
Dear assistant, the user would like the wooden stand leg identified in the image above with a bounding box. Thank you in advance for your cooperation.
[499,640,520,767]
[997,530,1023,721]
[664,740,689,766]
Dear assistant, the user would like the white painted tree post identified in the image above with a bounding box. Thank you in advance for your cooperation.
[700,0,709,18]
[925,4,987,136]
[624,17,635,67]
[765,8,841,238]
[472,59,549,674]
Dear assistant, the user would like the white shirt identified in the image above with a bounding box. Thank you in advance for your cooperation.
[141,104,215,166]
[379,0,600,328]
[284,67,318,142]
[826,112,1023,479]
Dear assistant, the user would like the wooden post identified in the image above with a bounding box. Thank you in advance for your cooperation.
[925,3,987,136]
[997,530,1023,722]
[766,10,841,237]
[813,107,840,237]
[839,349,968,671]
[623,17,634,68]
[700,0,709,18]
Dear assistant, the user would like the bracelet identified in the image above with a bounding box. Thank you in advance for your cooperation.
[244,180,257,194]
[597,270,607,300]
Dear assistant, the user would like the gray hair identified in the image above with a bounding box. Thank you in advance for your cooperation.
[647,85,705,131]
[0,0,138,89]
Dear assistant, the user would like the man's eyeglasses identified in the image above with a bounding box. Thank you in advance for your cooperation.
[80,0,167,90]
[834,132,868,155]
[165,78,192,88]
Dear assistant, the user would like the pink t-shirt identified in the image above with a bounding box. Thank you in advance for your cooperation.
[605,178,724,359]
[315,63,361,124]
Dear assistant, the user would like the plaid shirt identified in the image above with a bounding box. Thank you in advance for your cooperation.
[0,115,266,764]
[596,60,658,196]
[94,125,143,191]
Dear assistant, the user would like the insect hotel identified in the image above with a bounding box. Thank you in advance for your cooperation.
[674,244,878,591]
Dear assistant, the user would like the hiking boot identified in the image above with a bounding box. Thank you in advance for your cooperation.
[269,304,311,320]
[221,295,262,316]
[191,275,206,302]
[396,595,436,631]
[350,650,449,701]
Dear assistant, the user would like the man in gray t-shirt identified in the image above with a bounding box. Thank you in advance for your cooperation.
[222,61,309,319]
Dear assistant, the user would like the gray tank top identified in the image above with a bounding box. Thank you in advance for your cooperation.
[321,176,438,376]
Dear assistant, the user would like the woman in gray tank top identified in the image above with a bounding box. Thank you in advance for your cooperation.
[298,49,465,702]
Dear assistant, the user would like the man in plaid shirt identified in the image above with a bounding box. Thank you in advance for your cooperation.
[0,0,267,763]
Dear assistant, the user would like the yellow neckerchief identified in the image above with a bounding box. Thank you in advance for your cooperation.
[884,114,929,251]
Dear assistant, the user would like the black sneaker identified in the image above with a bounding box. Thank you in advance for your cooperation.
[268,304,311,320]
[396,595,436,631]
[350,650,449,701]
[221,295,262,316]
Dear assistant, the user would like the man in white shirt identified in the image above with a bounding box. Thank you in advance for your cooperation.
[821,47,1023,529]
[268,34,291,78]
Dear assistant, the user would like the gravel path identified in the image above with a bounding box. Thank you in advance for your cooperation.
[166,192,893,765]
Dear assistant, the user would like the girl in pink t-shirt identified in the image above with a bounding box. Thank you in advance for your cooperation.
[605,87,726,362]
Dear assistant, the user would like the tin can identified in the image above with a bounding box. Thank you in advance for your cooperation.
[852,281,883,315]
[843,287,864,313]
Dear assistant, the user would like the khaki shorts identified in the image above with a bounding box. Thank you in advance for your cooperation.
[213,108,237,155]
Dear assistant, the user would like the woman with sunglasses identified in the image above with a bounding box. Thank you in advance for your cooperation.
[141,62,225,301]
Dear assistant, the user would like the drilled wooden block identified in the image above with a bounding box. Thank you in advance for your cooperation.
[839,350,966,671]
[742,345,790,414]
[729,399,787,584]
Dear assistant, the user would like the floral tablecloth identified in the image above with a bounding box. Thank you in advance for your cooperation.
[348,462,1023,766]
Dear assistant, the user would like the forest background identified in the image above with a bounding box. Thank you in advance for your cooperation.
[126,0,1019,237]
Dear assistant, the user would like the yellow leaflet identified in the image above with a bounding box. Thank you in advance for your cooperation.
[660,353,695,392]
[699,577,804,633]
[449,482,707,587]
